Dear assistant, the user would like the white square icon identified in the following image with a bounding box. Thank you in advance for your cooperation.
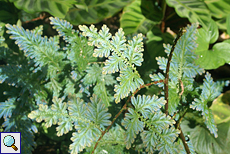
[0,132,21,154]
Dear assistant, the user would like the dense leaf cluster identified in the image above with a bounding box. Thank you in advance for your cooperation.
[0,17,229,154]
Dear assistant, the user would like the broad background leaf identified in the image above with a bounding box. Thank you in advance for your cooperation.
[146,26,173,69]
[9,0,75,18]
[120,0,162,35]
[194,21,230,70]
[166,0,211,30]
[205,0,230,29]
[182,120,230,154]
[210,91,230,124]
[66,0,132,25]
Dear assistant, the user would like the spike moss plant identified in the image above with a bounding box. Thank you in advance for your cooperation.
[0,17,229,153]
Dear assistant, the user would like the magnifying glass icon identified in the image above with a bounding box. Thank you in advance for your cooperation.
[3,135,18,151]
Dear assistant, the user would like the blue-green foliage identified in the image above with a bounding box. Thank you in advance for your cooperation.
[28,94,111,154]
[1,18,228,154]
[0,17,115,153]
[122,95,181,153]
[150,24,228,138]
[79,25,144,103]
[190,72,229,137]
[150,24,204,116]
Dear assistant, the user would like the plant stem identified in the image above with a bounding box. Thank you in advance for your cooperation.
[179,125,190,154]
[160,0,167,32]
[91,79,165,153]
[91,103,127,154]
[164,28,185,116]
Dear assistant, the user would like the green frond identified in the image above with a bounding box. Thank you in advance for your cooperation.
[149,72,165,88]
[82,64,116,105]
[124,34,144,66]
[50,17,73,39]
[56,118,73,136]
[69,127,101,154]
[50,18,98,72]
[83,64,103,85]
[68,97,86,118]
[151,23,205,115]
[159,23,204,80]
[0,64,29,87]
[0,97,16,119]
[141,127,180,154]
[190,72,227,137]
[79,24,112,57]
[89,124,126,154]
[122,108,144,149]
[147,111,175,130]
[103,52,126,74]
[5,24,65,74]
[114,68,144,103]
[131,95,166,118]
[93,83,114,106]
[44,77,63,96]
[28,104,58,127]
[79,24,144,73]
[31,25,43,35]
[85,94,111,127]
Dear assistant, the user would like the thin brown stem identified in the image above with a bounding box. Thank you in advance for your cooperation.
[22,13,47,24]
[179,125,190,154]
[179,79,184,96]
[164,28,185,116]
[91,103,127,154]
[91,79,165,153]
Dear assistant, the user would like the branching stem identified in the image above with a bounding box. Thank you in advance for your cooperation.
[164,28,185,116]
[91,103,127,154]
[91,79,165,153]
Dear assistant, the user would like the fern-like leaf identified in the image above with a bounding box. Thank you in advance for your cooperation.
[79,24,144,103]
[131,95,166,118]
[151,23,205,115]
[122,108,144,149]
[114,68,144,103]
[85,94,112,127]
[190,72,227,137]
[5,24,65,75]
[122,95,180,153]
[0,97,16,119]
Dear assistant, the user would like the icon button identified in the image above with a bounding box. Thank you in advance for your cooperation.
[3,135,18,151]
[0,132,21,154]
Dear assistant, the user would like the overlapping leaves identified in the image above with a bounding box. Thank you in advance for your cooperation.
[122,95,180,153]
[150,23,204,115]
[79,24,144,103]
[190,72,228,138]
[28,94,111,154]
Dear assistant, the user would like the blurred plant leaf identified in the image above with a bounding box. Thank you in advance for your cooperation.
[227,13,230,35]
[9,0,76,18]
[195,41,230,70]
[166,0,211,30]
[120,0,161,35]
[205,0,230,19]
[66,0,132,25]
[210,92,230,124]
[194,21,230,69]
[182,120,230,154]
[146,26,173,69]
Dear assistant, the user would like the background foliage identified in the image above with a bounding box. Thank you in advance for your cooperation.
[1,0,230,153]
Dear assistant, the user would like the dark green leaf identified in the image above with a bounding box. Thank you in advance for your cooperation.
[166,0,211,30]
[66,0,132,25]
[120,0,156,35]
